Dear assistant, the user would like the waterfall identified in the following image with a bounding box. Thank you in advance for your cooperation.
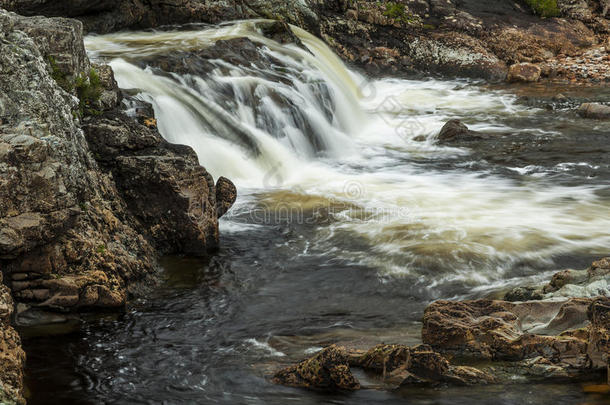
[85,21,610,287]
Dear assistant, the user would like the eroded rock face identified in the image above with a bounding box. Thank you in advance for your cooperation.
[272,345,360,390]
[0,10,154,314]
[422,296,610,373]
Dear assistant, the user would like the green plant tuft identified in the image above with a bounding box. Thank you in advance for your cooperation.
[48,58,103,118]
[75,68,103,117]
[523,0,560,17]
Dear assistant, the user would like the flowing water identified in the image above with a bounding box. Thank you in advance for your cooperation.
[23,20,610,404]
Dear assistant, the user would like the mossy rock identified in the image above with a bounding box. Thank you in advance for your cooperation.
[523,0,560,17]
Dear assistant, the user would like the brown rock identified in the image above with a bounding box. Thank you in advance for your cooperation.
[422,298,592,366]
[216,176,237,218]
[586,297,610,368]
[351,344,495,386]
[507,63,542,82]
[437,119,480,143]
[0,274,25,405]
[272,345,360,391]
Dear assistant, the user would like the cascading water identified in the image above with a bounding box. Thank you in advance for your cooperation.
[85,21,610,294]
[23,20,610,405]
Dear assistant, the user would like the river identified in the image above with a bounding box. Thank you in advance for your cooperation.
[22,20,610,404]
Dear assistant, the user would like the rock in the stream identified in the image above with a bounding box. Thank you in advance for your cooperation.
[422,296,610,373]
[351,344,495,386]
[273,343,494,392]
[505,257,610,301]
[577,103,610,119]
[507,63,542,83]
[272,345,361,391]
[437,119,482,143]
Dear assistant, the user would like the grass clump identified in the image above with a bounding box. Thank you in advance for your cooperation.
[48,57,103,117]
[523,0,560,17]
[75,68,103,117]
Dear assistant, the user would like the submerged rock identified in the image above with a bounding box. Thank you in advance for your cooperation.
[272,345,360,391]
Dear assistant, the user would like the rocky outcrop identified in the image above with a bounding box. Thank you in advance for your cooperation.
[1,9,236,400]
[0,0,251,34]
[2,0,609,81]
[422,296,610,374]
[0,10,154,314]
[1,8,235,312]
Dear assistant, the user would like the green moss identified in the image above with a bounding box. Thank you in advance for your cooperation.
[523,0,560,17]
[422,23,436,30]
[383,2,417,24]
[96,244,106,254]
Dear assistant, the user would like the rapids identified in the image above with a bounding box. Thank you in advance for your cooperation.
[23,20,610,404]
